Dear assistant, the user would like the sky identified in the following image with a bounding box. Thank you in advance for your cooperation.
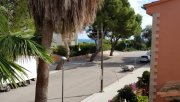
[128,0,158,28]
[78,0,158,39]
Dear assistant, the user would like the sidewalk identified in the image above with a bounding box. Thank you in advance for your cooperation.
[81,64,150,102]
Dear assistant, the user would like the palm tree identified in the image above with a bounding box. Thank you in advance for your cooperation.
[0,3,51,93]
[28,0,103,102]
[0,34,52,86]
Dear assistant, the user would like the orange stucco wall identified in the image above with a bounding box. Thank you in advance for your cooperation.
[146,0,180,102]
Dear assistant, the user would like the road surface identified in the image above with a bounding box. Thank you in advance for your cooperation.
[0,51,149,102]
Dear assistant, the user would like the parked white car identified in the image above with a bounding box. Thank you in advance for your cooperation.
[140,55,150,63]
[121,65,135,72]
[0,56,37,92]
[146,50,151,56]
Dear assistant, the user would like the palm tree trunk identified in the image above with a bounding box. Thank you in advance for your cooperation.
[35,21,53,102]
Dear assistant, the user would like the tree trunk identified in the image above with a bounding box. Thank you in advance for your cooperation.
[63,40,70,61]
[110,40,118,56]
[89,48,101,62]
[110,47,115,56]
[35,21,53,102]
[89,39,100,62]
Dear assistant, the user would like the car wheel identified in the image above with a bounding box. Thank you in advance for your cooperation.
[27,80,31,84]
[18,82,23,87]
[31,78,35,81]
[5,85,11,92]
[22,80,30,86]
[130,68,134,72]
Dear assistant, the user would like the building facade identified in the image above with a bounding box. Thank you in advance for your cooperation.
[52,32,78,46]
[145,0,180,102]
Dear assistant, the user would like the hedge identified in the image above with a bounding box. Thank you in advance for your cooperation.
[52,42,111,57]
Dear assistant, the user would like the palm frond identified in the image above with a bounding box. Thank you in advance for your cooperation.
[0,34,52,63]
[28,0,103,35]
[0,54,27,86]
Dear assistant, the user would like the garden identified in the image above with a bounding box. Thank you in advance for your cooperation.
[111,71,150,102]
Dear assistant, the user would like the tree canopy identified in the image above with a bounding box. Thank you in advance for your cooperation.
[142,25,152,48]
[93,0,142,56]
[0,0,35,35]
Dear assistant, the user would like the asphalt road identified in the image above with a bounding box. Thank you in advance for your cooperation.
[0,51,149,102]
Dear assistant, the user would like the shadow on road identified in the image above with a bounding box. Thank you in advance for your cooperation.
[49,56,149,71]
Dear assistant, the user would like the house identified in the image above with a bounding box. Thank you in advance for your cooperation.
[144,0,180,102]
[52,32,78,46]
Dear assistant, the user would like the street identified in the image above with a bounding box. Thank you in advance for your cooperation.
[0,51,149,102]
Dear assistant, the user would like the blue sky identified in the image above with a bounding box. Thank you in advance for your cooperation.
[78,0,158,39]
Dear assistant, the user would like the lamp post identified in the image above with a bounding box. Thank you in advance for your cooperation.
[100,23,104,92]
[61,56,67,102]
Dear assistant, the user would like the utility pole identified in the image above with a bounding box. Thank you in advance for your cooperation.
[97,29,100,51]
[100,23,104,92]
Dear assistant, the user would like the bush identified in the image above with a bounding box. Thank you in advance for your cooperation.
[137,96,148,102]
[142,71,150,85]
[52,41,111,57]
[79,43,96,55]
[117,85,138,102]
[123,47,136,52]
[136,71,150,96]
[115,40,133,51]
[103,43,111,51]
[115,40,127,51]
[78,41,111,55]
[69,45,80,57]
[132,41,147,51]
[115,39,148,51]
[53,45,67,56]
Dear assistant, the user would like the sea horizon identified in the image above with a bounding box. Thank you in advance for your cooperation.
[78,39,94,44]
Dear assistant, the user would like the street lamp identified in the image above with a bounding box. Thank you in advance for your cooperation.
[61,56,67,102]
[100,23,104,92]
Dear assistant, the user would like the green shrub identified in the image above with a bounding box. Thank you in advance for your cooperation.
[111,95,119,102]
[137,96,148,102]
[69,45,80,57]
[132,42,147,50]
[115,39,148,51]
[142,71,150,85]
[53,41,111,57]
[79,43,96,55]
[117,85,138,102]
[115,40,133,51]
[53,45,67,56]
[123,47,136,52]
[115,41,126,51]
[103,43,111,51]
[136,71,150,96]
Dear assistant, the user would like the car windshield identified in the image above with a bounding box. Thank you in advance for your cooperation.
[141,56,148,58]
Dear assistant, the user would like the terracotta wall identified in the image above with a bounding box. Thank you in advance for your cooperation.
[146,0,180,102]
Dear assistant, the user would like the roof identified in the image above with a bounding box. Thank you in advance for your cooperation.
[144,0,173,9]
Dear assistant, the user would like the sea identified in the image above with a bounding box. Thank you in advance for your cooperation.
[78,39,94,44]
